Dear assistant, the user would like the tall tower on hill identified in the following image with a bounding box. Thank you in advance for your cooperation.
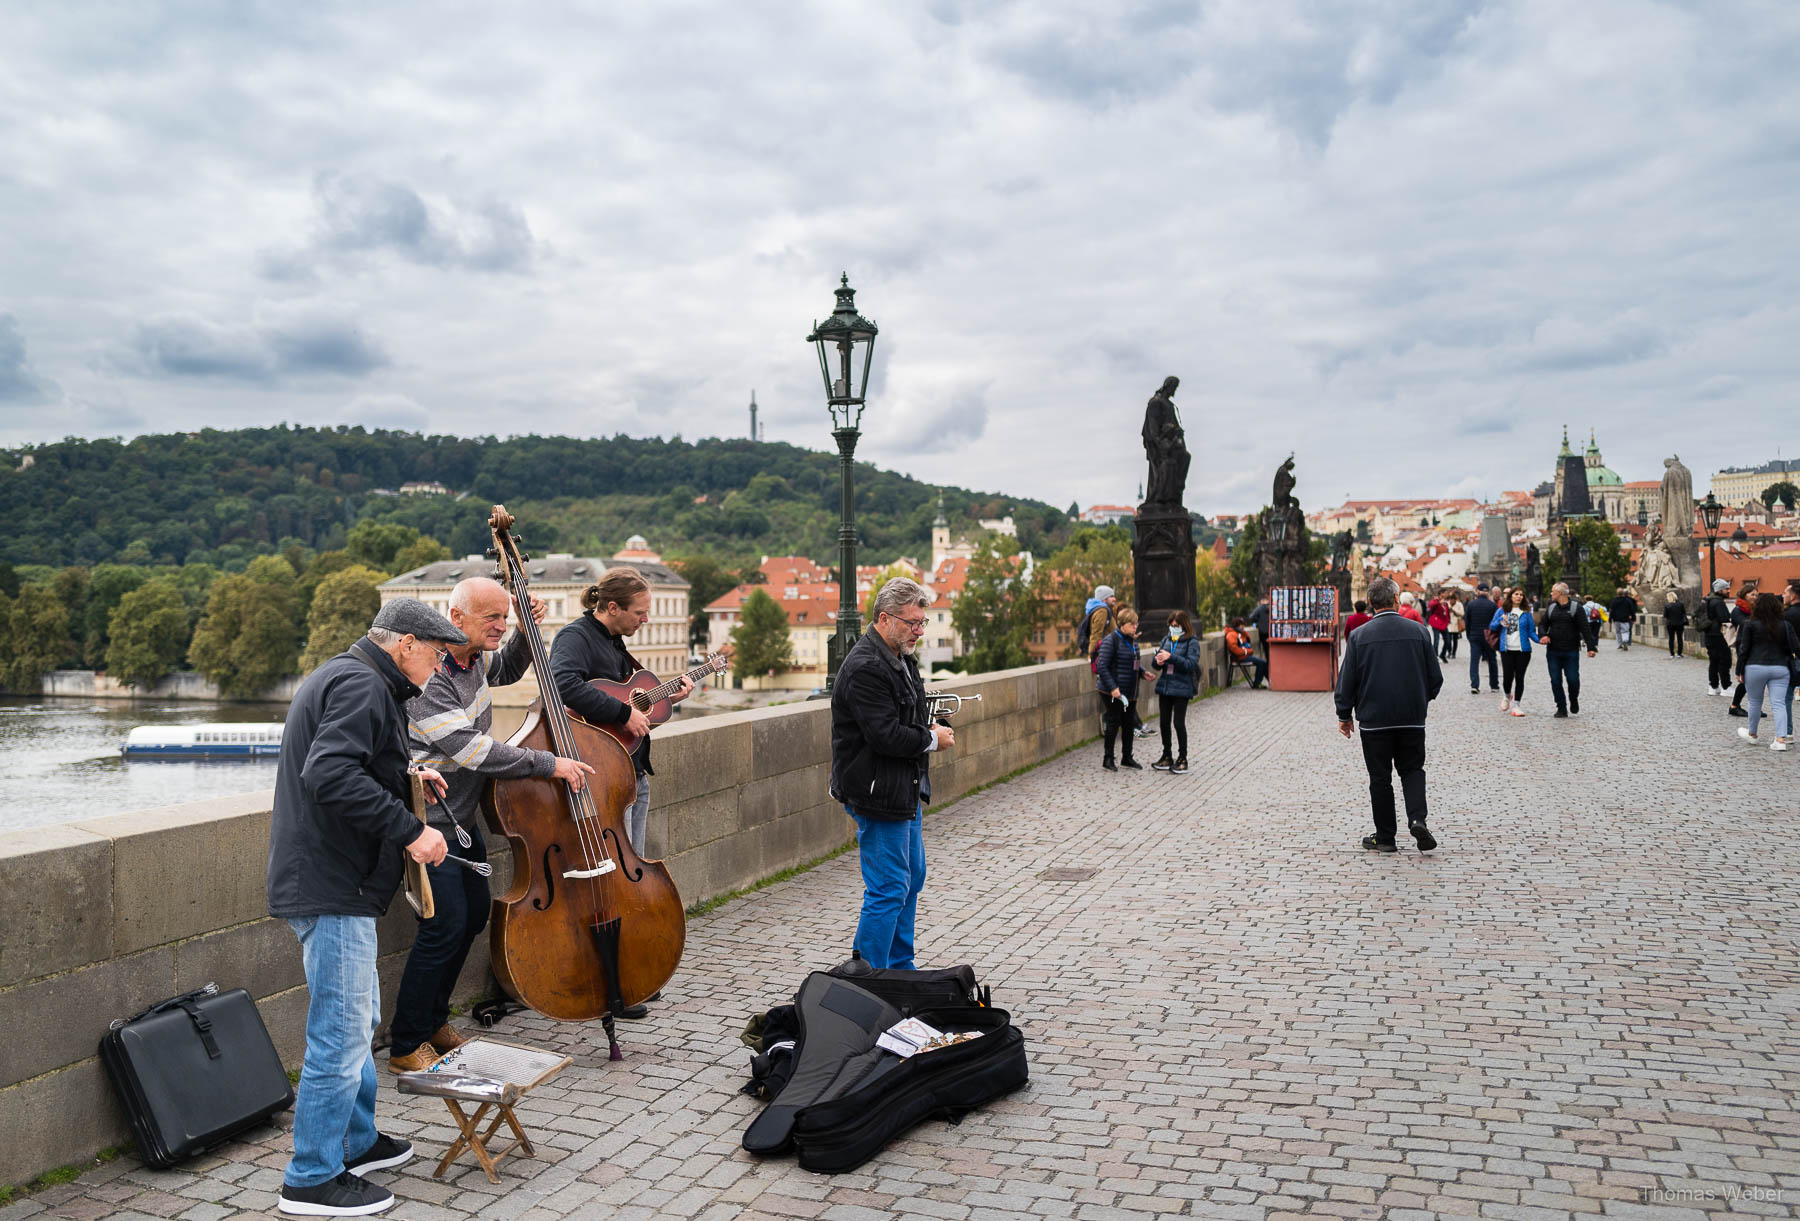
[749,391,758,441]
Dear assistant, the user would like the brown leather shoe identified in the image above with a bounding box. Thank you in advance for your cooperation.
[387,1045,439,1074]
[428,1024,468,1053]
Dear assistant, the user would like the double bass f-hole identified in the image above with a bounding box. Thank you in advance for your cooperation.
[600,826,642,882]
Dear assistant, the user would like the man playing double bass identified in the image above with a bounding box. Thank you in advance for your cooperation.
[387,578,595,1074]
[550,565,692,1019]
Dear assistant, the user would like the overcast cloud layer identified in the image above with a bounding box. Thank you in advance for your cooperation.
[2,1,1797,515]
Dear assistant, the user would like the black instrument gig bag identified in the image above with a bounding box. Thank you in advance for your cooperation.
[743,972,1028,1174]
[99,984,293,1168]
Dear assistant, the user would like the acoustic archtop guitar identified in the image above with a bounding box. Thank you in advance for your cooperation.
[586,647,733,752]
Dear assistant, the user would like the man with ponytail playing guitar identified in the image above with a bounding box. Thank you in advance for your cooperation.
[549,567,693,1019]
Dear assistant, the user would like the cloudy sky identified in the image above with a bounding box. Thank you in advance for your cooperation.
[2,1,1796,516]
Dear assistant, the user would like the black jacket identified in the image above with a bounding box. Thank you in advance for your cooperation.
[830,629,932,821]
[1662,601,1688,629]
[1735,619,1800,672]
[550,612,652,775]
[268,638,428,919]
[1334,610,1443,730]
[1538,599,1598,653]
[1464,595,1498,638]
[1704,594,1732,641]
[1094,630,1142,699]
[1608,594,1639,623]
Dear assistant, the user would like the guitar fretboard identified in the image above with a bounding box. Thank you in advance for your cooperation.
[630,654,729,708]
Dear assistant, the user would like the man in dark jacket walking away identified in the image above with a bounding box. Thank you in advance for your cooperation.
[1608,588,1640,650]
[830,578,952,969]
[267,597,461,1217]
[1464,584,1499,694]
[1335,578,1443,853]
[1537,581,1599,718]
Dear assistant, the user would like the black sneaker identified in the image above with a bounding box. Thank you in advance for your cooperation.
[1470,686,1479,694]
[1729,706,1748,718]
[1569,694,1579,715]
[1150,755,1174,771]
[345,1134,413,1176]
[278,1171,394,1216]
[1170,758,1188,775]
[1102,759,1118,772]
[1408,819,1437,852]
[1119,758,1143,770]
[1361,835,1397,853]
[1553,708,1568,718]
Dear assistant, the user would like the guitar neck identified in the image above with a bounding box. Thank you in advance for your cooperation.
[643,654,726,702]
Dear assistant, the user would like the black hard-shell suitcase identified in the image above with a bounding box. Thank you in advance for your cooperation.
[98,983,293,1168]
[743,972,1028,1173]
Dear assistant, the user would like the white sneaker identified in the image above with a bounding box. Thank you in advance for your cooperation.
[1738,727,1757,743]
[1500,698,1511,712]
[1509,706,1525,717]
[1774,739,1791,752]
[1708,687,1719,696]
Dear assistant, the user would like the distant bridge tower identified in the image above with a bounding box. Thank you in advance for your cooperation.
[749,390,758,441]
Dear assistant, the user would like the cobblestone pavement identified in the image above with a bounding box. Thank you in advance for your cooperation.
[13,644,1799,1220]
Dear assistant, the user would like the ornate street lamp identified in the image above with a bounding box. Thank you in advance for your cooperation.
[1700,492,1723,588]
[808,274,879,692]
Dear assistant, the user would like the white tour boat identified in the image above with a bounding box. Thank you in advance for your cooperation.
[121,723,284,759]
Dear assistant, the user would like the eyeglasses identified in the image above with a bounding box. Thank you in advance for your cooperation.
[410,639,450,661]
[889,614,928,632]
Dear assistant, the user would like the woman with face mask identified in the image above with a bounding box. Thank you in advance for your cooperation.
[1150,610,1200,774]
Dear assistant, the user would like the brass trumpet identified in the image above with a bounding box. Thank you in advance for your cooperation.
[925,691,981,722]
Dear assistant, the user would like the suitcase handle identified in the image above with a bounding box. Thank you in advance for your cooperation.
[112,982,220,1032]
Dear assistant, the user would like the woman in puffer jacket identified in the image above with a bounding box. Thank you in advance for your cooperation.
[1150,610,1200,775]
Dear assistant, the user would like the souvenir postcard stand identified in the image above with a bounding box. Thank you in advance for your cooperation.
[395,1038,571,1183]
[1267,586,1340,692]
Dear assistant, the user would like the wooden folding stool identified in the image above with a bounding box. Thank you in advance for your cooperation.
[393,1037,571,1184]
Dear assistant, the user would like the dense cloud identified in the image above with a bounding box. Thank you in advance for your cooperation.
[1,1,1797,513]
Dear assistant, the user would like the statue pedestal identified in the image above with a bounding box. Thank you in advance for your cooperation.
[1132,505,1196,640]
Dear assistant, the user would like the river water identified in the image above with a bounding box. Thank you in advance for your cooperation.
[0,697,286,835]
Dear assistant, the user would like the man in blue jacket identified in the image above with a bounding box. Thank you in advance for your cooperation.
[268,597,460,1217]
[1335,578,1443,853]
[830,578,953,969]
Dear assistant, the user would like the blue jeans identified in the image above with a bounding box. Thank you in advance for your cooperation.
[1743,665,1792,738]
[847,805,926,969]
[285,915,381,1189]
[1468,635,1498,690]
[390,830,489,1056]
[628,774,650,854]
[1545,649,1581,713]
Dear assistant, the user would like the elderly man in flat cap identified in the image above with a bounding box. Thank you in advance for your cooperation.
[268,597,464,1218]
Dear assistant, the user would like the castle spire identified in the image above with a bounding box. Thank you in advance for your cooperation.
[1559,425,1572,458]
[933,490,947,528]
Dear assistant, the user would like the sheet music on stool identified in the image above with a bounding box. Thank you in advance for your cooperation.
[393,1038,571,1183]
[429,1039,567,1087]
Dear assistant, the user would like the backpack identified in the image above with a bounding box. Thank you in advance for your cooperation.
[1074,608,1093,656]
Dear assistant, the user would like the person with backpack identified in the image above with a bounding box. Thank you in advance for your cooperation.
[1535,581,1598,718]
[1149,610,1200,775]
[1703,579,1734,696]
[1661,591,1688,657]
[1727,585,1754,717]
[1079,584,1118,729]
[1734,591,1798,749]
[1095,608,1144,771]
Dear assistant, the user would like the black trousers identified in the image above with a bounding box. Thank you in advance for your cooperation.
[390,831,490,1056]
[1360,728,1427,842]
[1667,627,1683,656]
[1102,696,1137,762]
[1500,651,1531,701]
[1706,637,1731,689]
[1159,697,1189,758]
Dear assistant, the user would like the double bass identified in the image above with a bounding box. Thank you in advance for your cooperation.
[481,506,686,1058]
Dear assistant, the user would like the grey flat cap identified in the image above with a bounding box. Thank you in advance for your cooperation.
[371,596,468,645]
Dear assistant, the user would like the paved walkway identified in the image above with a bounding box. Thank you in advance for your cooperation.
[11,644,1799,1220]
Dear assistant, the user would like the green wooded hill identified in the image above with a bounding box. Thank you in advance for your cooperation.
[0,427,1075,570]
